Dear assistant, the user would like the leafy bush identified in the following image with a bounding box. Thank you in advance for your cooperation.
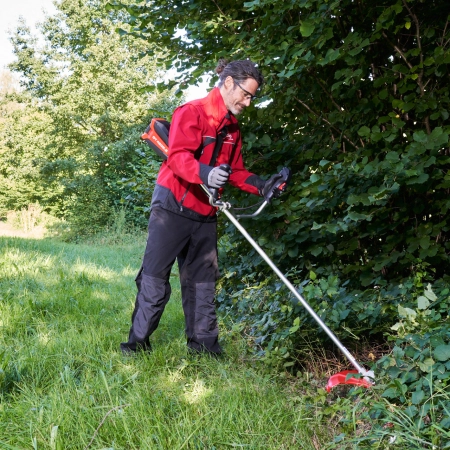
[1,0,180,237]
[218,264,384,370]
[314,281,450,449]
[63,175,115,239]
[114,0,450,289]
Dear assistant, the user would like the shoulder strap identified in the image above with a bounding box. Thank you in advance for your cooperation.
[209,126,228,166]
[142,118,228,166]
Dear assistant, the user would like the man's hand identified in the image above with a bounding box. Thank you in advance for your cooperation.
[208,166,230,189]
[260,167,292,201]
[262,173,283,198]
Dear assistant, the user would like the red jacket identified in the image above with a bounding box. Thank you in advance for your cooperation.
[153,87,263,217]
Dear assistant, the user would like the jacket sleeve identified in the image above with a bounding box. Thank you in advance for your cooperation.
[167,104,211,185]
[227,131,265,196]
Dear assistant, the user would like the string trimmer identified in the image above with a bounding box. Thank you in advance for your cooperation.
[202,164,374,391]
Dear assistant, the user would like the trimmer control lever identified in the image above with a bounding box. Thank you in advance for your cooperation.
[264,167,292,202]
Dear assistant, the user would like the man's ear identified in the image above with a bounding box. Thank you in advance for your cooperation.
[224,76,234,90]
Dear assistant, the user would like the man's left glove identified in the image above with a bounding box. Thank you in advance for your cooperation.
[262,173,283,198]
[260,167,292,201]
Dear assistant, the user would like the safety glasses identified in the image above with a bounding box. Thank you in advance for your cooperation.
[233,79,258,101]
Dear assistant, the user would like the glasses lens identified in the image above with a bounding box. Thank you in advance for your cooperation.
[234,80,256,100]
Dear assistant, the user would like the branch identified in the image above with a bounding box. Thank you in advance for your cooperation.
[382,31,413,70]
[294,96,360,150]
[401,0,431,133]
[211,0,237,34]
[315,76,344,112]
[402,0,424,79]
[74,118,99,136]
[211,0,226,17]
[441,18,449,47]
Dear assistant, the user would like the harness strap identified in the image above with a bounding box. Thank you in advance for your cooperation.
[209,126,228,166]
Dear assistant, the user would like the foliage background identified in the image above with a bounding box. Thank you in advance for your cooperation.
[111,0,450,284]
[0,0,179,236]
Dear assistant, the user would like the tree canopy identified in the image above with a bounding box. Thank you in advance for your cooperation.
[1,0,179,234]
[110,0,450,286]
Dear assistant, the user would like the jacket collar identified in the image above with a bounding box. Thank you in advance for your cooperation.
[192,87,233,130]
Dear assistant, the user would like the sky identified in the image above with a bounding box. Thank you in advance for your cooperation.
[0,0,57,70]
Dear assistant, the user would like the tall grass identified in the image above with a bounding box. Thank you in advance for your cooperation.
[6,204,43,233]
[0,235,330,449]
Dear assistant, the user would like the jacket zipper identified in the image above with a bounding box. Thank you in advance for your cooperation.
[179,114,230,213]
[179,184,215,216]
[179,184,190,211]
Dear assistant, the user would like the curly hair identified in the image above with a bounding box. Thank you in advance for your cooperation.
[215,58,264,87]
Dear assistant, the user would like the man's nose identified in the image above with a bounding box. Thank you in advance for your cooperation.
[243,97,252,107]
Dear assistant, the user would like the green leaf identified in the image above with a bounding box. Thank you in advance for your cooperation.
[411,390,424,404]
[347,211,370,221]
[417,296,430,310]
[358,126,370,137]
[322,49,340,65]
[116,27,129,36]
[424,284,437,302]
[385,151,399,161]
[413,130,428,143]
[289,317,300,334]
[419,236,430,249]
[418,357,434,373]
[243,0,260,9]
[434,345,450,362]
[382,387,399,399]
[259,134,272,146]
[300,20,315,37]
[405,173,429,185]
[398,305,416,320]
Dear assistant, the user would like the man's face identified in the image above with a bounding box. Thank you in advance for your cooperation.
[221,76,259,115]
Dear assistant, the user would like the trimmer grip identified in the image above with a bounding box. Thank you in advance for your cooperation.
[211,164,232,202]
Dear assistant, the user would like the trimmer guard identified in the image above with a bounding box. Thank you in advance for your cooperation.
[326,370,373,392]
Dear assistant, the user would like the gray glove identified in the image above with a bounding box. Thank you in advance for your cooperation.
[207,166,230,189]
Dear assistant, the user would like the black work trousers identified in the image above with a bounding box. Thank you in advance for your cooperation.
[123,207,221,353]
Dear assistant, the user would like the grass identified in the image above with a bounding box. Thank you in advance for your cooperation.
[0,235,330,449]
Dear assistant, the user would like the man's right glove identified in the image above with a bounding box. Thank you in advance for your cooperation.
[208,166,230,189]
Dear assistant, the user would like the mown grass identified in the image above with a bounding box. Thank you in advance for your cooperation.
[0,235,331,449]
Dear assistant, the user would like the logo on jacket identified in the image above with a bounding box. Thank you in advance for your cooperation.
[224,133,234,144]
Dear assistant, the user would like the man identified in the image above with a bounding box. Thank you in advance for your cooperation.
[121,59,284,355]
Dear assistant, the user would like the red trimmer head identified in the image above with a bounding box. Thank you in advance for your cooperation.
[326,370,373,392]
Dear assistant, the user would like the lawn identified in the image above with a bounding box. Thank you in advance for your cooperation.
[0,235,329,449]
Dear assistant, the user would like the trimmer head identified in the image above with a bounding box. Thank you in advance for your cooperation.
[326,369,374,392]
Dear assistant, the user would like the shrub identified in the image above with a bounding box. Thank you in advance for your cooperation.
[319,281,450,449]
